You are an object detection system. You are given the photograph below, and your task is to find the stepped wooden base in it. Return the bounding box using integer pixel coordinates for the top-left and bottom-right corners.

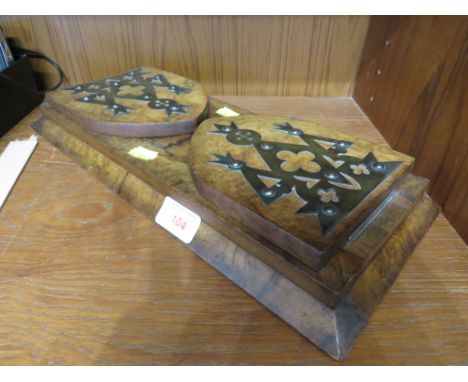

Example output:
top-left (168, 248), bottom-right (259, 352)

top-left (32, 99), bottom-right (439, 360)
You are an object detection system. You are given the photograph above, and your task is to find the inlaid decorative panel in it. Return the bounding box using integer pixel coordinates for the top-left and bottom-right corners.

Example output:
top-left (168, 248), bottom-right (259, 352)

top-left (46, 67), bottom-right (207, 137)
top-left (190, 115), bottom-right (413, 267)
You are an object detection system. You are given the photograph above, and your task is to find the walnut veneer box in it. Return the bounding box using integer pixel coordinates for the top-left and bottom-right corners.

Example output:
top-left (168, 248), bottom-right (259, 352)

top-left (32, 67), bottom-right (439, 360)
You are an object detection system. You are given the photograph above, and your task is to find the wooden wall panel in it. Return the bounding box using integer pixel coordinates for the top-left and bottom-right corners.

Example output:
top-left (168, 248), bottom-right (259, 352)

top-left (354, 16), bottom-right (468, 243)
top-left (0, 15), bottom-right (369, 96)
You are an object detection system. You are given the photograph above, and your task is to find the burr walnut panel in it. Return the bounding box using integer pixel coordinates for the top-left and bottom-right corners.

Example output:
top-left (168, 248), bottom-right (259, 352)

top-left (46, 67), bottom-right (207, 137)
top-left (190, 115), bottom-right (413, 269)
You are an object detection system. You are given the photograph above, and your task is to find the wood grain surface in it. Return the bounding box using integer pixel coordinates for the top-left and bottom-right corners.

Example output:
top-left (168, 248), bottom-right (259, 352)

top-left (0, 97), bottom-right (467, 365)
top-left (0, 16), bottom-right (369, 96)
top-left (46, 67), bottom-right (208, 137)
top-left (354, 16), bottom-right (468, 243)
top-left (30, 113), bottom-right (437, 360)
top-left (190, 115), bottom-right (413, 268)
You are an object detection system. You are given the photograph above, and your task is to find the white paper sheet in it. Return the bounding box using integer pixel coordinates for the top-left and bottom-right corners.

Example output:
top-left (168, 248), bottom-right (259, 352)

top-left (0, 135), bottom-right (38, 210)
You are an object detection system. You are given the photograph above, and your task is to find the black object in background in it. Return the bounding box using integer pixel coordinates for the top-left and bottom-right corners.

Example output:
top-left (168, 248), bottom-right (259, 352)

top-left (0, 46), bottom-right (64, 137)
top-left (0, 54), bottom-right (44, 136)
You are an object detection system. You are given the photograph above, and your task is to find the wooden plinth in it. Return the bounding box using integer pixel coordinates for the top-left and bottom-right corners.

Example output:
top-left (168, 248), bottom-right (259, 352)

top-left (30, 97), bottom-right (439, 360)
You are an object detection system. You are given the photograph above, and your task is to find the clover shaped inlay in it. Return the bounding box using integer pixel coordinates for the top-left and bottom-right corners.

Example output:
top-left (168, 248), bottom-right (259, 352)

top-left (317, 188), bottom-right (340, 203)
top-left (350, 163), bottom-right (370, 175)
top-left (276, 150), bottom-right (321, 173)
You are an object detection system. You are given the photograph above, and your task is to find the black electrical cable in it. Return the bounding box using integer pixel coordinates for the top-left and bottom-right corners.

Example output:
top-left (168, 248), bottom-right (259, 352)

top-left (12, 46), bottom-right (64, 92)
top-left (0, 46), bottom-right (64, 94)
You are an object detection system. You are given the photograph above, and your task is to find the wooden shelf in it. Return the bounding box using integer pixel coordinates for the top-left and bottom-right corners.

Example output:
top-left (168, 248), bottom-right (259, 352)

top-left (0, 97), bottom-right (467, 365)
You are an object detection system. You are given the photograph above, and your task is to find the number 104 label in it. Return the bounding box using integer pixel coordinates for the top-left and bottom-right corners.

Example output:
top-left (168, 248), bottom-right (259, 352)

top-left (155, 197), bottom-right (201, 244)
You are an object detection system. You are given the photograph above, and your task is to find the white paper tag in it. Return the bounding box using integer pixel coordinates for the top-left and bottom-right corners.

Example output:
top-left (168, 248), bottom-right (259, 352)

top-left (155, 197), bottom-right (201, 244)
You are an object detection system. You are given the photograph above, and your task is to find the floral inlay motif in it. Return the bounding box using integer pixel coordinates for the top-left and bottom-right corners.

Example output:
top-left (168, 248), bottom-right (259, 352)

top-left (317, 188), bottom-right (340, 203)
top-left (350, 163), bottom-right (370, 175)
top-left (276, 150), bottom-right (321, 173)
